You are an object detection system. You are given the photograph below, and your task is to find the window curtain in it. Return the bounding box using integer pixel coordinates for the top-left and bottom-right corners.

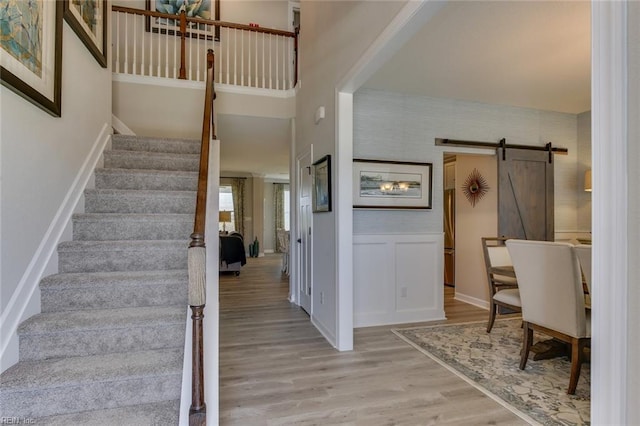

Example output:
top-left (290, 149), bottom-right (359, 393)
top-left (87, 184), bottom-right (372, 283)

top-left (225, 178), bottom-right (245, 237)
top-left (274, 183), bottom-right (285, 252)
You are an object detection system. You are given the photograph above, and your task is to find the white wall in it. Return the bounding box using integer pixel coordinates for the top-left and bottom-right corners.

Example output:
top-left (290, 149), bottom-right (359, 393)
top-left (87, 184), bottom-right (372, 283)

top-left (295, 0), bottom-right (406, 347)
top-left (626, 2), bottom-right (640, 422)
top-left (577, 111), bottom-right (591, 233)
top-left (1, 24), bottom-right (112, 370)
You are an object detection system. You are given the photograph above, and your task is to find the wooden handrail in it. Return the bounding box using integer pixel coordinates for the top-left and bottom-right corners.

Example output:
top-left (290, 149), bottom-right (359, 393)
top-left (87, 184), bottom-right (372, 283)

top-left (187, 49), bottom-right (215, 426)
top-left (112, 5), bottom-right (296, 37)
top-left (192, 50), bottom-right (215, 245)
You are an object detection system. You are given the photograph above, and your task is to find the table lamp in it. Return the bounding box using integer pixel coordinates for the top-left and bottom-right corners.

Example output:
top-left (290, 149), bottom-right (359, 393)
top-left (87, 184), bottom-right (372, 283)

top-left (219, 211), bottom-right (231, 233)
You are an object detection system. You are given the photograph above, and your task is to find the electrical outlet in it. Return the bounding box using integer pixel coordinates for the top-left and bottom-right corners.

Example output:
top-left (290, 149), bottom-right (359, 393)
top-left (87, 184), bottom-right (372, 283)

top-left (400, 287), bottom-right (408, 298)
top-left (320, 291), bottom-right (324, 304)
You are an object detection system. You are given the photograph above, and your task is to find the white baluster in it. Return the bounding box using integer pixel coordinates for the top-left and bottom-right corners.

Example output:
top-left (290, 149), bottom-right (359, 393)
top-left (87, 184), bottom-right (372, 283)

top-left (196, 33), bottom-right (201, 81)
top-left (157, 22), bottom-right (161, 77)
top-left (165, 22), bottom-right (169, 78)
top-left (226, 27), bottom-right (230, 84)
top-left (269, 34), bottom-right (272, 89)
top-left (132, 14), bottom-right (137, 74)
top-left (173, 19), bottom-right (178, 78)
top-left (115, 13), bottom-right (119, 73)
top-left (288, 36), bottom-right (292, 89)
top-left (241, 28), bottom-right (245, 86)
top-left (233, 28), bottom-right (237, 85)
top-left (124, 13), bottom-right (128, 74)
top-left (141, 16), bottom-right (146, 76)
top-left (276, 34), bottom-right (279, 90)
top-left (262, 33), bottom-right (265, 88)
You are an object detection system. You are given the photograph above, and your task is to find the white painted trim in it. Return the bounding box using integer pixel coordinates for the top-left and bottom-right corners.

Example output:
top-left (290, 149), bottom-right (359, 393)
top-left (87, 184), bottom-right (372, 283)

top-left (311, 315), bottom-right (336, 348)
top-left (0, 123), bottom-right (112, 372)
top-left (111, 114), bottom-right (135, 136)
top-left (333, 1), bottom-right (444, 353)
top-left (335, 92), bottom-right (353, 351)
top-left (288, 118), bottom-right (298, 305)
top-left (264, 249), bottom-right (275, 254)
top-left (454, 293), bottom-right (489, 311)
top-left (591, 2), bottom-right (629, 424)
top-left (112, 73), bottom-right (296, 99)
top-left (216, 83), bottom-right (296, 99)
top-left (355, 308), bottom-right (445, 328)
top-left (337, 1), bottom-right (446, 93)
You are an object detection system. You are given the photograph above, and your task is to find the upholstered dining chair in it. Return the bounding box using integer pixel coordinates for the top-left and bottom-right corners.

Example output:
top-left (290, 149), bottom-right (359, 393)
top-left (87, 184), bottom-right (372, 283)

top-left (574, 245), bottom-right (592, 295)
top-left (506, 240), bottom-right (590, 395)
top-left (481, 237), bottom-right (521, 333)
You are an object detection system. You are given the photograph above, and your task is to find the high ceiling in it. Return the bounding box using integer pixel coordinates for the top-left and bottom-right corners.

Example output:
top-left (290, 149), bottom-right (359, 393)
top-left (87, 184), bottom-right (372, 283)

top-left (220, 1), bottom-right (591, 179)
top-left (364, 1), bottom-right (591, 114)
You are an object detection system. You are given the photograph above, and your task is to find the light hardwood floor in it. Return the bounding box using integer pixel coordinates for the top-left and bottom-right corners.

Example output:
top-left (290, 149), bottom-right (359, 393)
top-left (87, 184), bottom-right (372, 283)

top-left (219, 255), bottom-right (528, 425)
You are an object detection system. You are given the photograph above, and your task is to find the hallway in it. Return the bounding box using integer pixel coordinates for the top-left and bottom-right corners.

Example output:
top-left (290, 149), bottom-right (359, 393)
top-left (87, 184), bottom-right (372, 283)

top-left (219, 255), bottom-right (526, 425)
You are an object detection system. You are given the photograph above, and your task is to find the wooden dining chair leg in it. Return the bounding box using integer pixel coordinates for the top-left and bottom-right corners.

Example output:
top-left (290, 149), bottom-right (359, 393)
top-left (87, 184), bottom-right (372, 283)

top-left (487, 301), bottom-right (497, 333)
top-left (519, 322), bottom-right (533, 370)
top-left (568, 338), bottom-right (587, 394)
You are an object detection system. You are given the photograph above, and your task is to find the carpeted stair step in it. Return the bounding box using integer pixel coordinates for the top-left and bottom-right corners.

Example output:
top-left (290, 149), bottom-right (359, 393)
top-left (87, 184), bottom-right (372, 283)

top-left (58, 240), bottom-right (188, 273)
top-left (73, 213), bottom-right (194, 241)
top-left (0, 348), bottom-right (183, 419)
top-left (40, 270), bottom-right (188, 312)
top-left (95, 168), bottom-right (198, 191)
top-left (84, 189), bottom-right (196, 214)
top-left (104, 150), bottom-right (199, 172)
top-left (33, 400), bottom-right (180, 426)
top-left (18, 306), bottom-right (185, 361)
top-left (112, 134), bottom-right (200, 155)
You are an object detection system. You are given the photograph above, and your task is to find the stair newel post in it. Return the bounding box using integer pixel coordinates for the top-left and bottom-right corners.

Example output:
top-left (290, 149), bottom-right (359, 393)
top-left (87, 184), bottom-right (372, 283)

top-left (179, 10), bottom-right (187, 79)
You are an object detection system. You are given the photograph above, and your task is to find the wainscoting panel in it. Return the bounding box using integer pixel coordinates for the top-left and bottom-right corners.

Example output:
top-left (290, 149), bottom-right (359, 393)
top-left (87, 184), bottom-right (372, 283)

top-left (354, 233), bottom-right (445, 327)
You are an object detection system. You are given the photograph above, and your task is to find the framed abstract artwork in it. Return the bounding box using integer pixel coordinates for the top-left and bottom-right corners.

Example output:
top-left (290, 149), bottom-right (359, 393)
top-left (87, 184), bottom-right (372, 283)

top-left (146, 0), bottom-right (220, 41)
top-left (64, 0), bottom-right (108, 68)
top-left (312, 155), bottom-right (332, 213)
top-left (353, 159), bottom-right (433, 209)
top-left (0, 0), bottom-right (63, 116)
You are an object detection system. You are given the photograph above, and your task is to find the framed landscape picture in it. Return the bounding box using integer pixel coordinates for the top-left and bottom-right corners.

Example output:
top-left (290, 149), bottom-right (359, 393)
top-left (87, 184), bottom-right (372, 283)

top-left (353, 159), bottom-right (433, 209)
top-left (0, 0), bottom-right (63, 116)
top-left (64, 0), bottom-right (108, 67)
top-left (313, 155), bottom-right (332, 213)
top-left (146, 0), bottom-right (220, 41)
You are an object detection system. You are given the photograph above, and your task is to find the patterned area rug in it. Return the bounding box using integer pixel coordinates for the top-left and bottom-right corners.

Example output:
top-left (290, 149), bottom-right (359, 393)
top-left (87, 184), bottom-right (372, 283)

top-left (392, 320), bottom-right (590, 425)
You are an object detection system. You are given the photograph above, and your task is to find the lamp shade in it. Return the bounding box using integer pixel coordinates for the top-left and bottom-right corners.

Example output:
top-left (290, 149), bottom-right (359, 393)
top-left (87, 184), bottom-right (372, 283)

top-left (219, 211), bottom-right (232, 222)
top-left (584, 170), bottom-right (592, 192)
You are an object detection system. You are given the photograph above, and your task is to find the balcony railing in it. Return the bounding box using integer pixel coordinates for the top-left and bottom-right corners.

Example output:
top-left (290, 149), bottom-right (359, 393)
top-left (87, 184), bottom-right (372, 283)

top-left (112, 6), bottom-right (298, 90)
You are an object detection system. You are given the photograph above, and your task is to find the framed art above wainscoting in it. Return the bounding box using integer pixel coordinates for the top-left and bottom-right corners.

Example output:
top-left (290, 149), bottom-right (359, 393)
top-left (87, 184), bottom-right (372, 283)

top-left (353, 159), bottom-right (433, 209)
top-left (0, 0), bottom-right (63, 116)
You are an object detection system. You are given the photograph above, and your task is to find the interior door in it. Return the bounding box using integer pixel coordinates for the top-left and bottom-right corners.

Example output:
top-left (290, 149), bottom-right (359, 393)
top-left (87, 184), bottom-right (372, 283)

top-left (298, 152), bottom-right (312, 314)
top-left (498, 148), bottom-right (554, 240)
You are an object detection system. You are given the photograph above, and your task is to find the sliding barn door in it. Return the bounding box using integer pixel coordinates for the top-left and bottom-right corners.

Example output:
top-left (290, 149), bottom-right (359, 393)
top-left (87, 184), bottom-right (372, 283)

top-left (498, 148), bottom-right (554, 241)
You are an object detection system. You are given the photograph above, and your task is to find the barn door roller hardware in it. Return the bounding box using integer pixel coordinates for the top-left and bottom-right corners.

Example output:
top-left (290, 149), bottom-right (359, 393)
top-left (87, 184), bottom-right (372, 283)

top-left (435, 138), bottom-right (568, 163)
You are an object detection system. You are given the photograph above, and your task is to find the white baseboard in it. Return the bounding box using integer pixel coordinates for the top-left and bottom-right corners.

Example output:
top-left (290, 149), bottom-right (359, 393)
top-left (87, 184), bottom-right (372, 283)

top-left (454, 292), bottom-right (489, 310)
top-left (354, 308), bottom-right (446, 328)
top-left (311, 315), bottom-right (337, 349)
top-left (0, 123), bottom-right (111, 372)
top-left (112, 114), bottom-right (136, 136)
